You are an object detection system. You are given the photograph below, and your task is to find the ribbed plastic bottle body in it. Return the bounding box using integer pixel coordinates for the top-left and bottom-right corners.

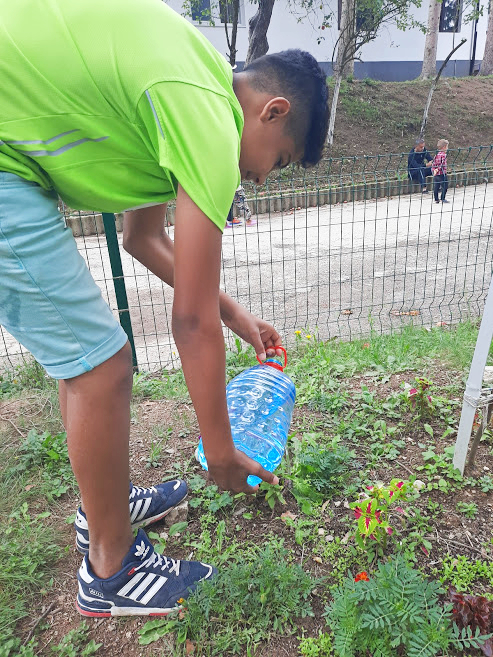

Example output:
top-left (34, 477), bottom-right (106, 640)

top-left (196, 364), bottom-right (296, 485)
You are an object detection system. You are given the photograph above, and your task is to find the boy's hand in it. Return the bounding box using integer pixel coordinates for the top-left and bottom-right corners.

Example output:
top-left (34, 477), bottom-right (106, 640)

top-left (223, 307), bottom-right (283, 361)
top-left (207, 448), bottom-right (279, 494)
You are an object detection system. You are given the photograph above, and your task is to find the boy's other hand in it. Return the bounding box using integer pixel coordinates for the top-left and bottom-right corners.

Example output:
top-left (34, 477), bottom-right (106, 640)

top-left (224, 307), bottom-right (283, 361)
top-left (207, 448), bottom-right (279, 494)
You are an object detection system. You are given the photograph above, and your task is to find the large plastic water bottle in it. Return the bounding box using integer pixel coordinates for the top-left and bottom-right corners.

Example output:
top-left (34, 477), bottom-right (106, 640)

top-left (196, 347), bottom-right (296, 486)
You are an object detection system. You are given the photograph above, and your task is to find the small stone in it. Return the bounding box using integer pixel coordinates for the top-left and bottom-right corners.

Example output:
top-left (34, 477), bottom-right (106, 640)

top-left (484, 466), bottom-right (490, 471)
top-left (164, 500), bottom-right (189, 527)
top-left (108, 624), bottom-right (116, 632)
top-left (126, 632), bottom-right (132, 639)
top-left (318, 528), bottom-right (325, 536)
top-left (326, 534), bottom-right (334, 542)
top-left (334, 501), bottom-right (341, 507)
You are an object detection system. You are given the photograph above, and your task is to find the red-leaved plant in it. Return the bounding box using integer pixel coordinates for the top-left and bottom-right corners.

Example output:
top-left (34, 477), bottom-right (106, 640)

top-left (449, 589), bottom-right (493, 656)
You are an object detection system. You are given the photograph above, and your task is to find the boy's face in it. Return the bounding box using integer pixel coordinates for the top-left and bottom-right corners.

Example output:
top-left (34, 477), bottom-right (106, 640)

top-left (239, 96), bottom-right (302, 185)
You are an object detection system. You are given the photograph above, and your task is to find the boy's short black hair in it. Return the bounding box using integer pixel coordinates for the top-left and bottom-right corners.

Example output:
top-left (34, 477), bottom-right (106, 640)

top-left (243, 49), bottom-right (329, 168)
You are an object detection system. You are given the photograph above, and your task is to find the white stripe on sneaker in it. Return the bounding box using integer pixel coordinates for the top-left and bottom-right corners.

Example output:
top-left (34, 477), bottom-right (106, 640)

top-left (130, 499), bottom-right (144, 523)
top-left (76, 531), bottom-right (89, 546)
top-left (130, 573), bottom-right (158, 601)
top-left (134, 497), bottom-right (152, 523)
top-left (117, 572), bottom-right (146, 597)
top-left (140, 576), bottom-right (168, 604)
top-left (79, 560), bottom-right (94, 584)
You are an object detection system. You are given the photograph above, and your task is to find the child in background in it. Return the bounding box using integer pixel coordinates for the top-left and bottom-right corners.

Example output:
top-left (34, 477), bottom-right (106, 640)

top-left (432, 139), bottom-right (449, 204)
top-left (226, 185), bottom-right (256, 227)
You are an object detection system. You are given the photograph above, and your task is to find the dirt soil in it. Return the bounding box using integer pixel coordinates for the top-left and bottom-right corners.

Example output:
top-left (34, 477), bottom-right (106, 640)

top-left (2, 362), bottom-right (493, 657)
top-left (330, 76), bottom-right (493, 157)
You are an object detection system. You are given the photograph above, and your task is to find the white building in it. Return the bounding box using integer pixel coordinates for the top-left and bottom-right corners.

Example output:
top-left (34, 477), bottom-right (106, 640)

top-left (167, 0), bottom-right (488, 80)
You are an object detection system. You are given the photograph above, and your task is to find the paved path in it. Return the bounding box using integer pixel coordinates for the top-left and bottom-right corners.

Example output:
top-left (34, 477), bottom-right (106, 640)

top-left (1, 182), bottom-right (492, 371)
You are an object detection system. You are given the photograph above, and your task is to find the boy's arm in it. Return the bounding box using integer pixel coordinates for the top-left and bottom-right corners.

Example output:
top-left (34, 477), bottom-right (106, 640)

top-left (123, 204), bottom-right (282, 361)
top-left (123, 191), bottom-right (279, 493)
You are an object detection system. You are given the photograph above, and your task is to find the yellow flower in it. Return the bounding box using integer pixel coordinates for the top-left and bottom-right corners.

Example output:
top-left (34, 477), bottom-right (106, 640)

top-left (294, 330), bottom-right (302, 335)
top-left (306, 334), bottom-right (312, 339)
top-left (177, 597), bottom-right (185, 605)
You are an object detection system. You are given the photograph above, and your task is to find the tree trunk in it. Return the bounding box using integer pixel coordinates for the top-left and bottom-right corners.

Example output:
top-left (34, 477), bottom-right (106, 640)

top-left (222, 0), bottom-right (240, 67)
top-left (327, 74), bottom-right (342, 146)
top-left (336, 0), bottom-right (356, 78)
top-left (480, 3), bottom-right (493, 75)
top-left (244, 0), bottom-right (275, 66)
top-left (420, 38), bottom-right (466, 137)
top-left (420, 0), bottom-right (441, 79)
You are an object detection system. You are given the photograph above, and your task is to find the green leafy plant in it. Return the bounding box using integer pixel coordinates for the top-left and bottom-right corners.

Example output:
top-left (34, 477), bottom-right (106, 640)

top-left (404, 376), bottom-right (435, 420)
top-left (416, 445), bottom-right (463, 493)
top-left (187, 474), bottom-right (234, 514)
top-left (291, 438), bottom-right (359, 509)
top-left (325, 557), bottom-right (489, 657)
top-left (258, 481), bottom-right (286, 510)
top-left (139, 541), bottom-right (319, 655)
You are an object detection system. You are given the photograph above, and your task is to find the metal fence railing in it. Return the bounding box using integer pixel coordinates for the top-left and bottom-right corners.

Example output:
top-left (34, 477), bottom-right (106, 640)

top-left (1, 146), bottom-right (492, 372)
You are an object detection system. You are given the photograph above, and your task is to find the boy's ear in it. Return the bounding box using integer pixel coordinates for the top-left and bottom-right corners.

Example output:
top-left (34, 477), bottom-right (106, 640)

top-left (259, 97), bottom-right (291, 124)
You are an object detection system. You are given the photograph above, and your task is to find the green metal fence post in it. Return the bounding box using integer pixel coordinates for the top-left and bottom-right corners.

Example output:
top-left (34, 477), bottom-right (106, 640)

top-left (102, 212), bottom-right (138, 370)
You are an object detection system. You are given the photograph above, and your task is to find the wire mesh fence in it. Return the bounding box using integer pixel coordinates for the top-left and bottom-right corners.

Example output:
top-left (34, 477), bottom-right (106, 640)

top-left (1, 145), bottom-right (492, 372)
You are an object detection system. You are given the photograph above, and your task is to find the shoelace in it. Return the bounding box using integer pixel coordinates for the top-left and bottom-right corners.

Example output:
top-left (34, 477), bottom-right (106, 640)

top-left (130, 485), bottom-right (158, 499)
top-left (136, 550), bottom-right (181, 576)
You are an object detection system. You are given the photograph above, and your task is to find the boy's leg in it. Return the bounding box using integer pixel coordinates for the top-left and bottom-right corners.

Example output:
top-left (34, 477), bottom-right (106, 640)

top-left (441, 174), bottom-right (448, 201)
top-left (433, 176), bottom-right (440, 202)
top-left (61, 344), bottom-right (135, 578)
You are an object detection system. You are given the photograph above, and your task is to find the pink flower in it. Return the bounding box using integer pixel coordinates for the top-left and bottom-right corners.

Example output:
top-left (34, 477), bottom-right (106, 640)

top-left (387, 527), bottom-right (393, 535)
top-left (409, 388), bottom-right (418, 396)
top-left (366, 485), bottom-right (374, 491)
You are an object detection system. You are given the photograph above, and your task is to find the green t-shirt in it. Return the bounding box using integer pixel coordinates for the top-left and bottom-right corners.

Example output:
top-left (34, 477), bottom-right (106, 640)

top-left (0, 0), bottom-right (243, 230)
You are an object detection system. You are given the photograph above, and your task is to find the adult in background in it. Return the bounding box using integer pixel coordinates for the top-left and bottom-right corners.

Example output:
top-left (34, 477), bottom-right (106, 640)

top-left (408, 138), bottom-right (433, 193)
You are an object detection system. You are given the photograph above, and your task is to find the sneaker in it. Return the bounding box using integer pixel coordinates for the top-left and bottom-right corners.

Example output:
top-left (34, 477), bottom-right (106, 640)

top-left (75, 480), bottom-right (187, 555)
top-left (442, 199), bottom-right (450, 203)
top-left (76, 529), bottom-right (216, 617)
top-left (225, 217), bottom-right (243, 227)
top-left (245, 218), bottom-right (257, 226)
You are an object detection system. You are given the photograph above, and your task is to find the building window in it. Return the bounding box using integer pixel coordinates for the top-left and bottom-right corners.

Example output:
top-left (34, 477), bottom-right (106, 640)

top-left (439, 0), bottom-right (463, 32)
top-left (191, 0), bottom-right (243, 24)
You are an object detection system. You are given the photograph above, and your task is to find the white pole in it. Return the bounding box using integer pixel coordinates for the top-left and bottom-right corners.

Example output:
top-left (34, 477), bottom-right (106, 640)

top-left (453, 272), bottom-right (493, 474)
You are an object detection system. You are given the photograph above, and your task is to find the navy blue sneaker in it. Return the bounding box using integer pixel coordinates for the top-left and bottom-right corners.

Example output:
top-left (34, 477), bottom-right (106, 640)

top-left (75, 480), bottom-right (187, 555)
top-left (76, 529), bottom-right (216, 617)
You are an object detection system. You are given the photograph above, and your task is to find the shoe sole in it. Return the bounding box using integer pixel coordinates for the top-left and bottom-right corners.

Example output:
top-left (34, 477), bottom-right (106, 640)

top-left (75, 494), bottom-right (188, 555)
top-left (76, 600), bottom-right (179, 617)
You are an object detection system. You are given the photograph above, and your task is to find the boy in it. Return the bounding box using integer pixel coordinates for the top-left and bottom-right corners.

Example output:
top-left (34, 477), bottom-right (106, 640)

top-left (408, 138), bottom-right (433, 192)
top-left (432, 139), bottom-right (449, 204)
top-left (0, 0), bottom-right (329, 617)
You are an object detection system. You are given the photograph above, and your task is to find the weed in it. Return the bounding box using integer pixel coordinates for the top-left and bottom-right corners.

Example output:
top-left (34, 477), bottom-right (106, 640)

top-left (456, 501), bottom-right (479, 519)
top-left (416, 445), bottom-right (463, 493)
top-left (477, 474), bottom-right (493, 493)
top-left (187, 475), bottom-right (235, 514)
top-left (0, 359), bottom-right (55, 398)
top-left (437, 556), bottom-right (493, 596)
top-left (51, 622), bottom-right (102, 656)
top-left (8, 430), bottom-right (76, 499)
top-left (132, 370), bottom-right (189, 401)
top-left (298, 631), bottom-right (334, 656)
top-left (139, 540), bottom-right (319, 655)
top-left (146, 427), bottom-right (172, 468)
top-left (258, 481), bottom-right (286, 511)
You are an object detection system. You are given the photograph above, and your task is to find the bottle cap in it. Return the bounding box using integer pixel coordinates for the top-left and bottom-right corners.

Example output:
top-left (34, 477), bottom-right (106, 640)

top-left (256, 346), bottom-right (287, 371)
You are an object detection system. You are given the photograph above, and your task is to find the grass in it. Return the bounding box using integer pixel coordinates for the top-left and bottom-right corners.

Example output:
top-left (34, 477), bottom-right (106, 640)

top-left (1, 320), bottom-right (493, 656)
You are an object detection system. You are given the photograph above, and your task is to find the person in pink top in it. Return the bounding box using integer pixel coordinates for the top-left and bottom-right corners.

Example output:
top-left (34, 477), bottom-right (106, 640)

top-left (432, 139), bottom-right (449, 204)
